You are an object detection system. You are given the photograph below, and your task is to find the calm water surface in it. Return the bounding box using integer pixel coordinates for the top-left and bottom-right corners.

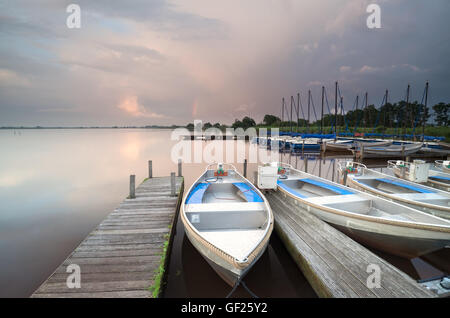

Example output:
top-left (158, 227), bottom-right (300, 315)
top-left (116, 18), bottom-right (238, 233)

top-left (0, 129), bottom-right (447, 297)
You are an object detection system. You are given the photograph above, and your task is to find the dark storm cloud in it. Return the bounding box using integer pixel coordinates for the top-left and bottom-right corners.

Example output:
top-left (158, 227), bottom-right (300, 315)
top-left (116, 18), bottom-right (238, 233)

top-left (0, 0), bottom-right (449, 126)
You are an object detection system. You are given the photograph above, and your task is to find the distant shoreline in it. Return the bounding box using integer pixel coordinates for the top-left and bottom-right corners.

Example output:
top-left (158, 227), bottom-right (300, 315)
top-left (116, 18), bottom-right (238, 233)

top-left (0, 126), bottom-right (182, 130)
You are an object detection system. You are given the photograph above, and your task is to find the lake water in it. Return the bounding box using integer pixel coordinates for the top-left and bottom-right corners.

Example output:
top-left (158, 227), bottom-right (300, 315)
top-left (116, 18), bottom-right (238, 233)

top-left (0, 129), bottom-right (447, 297)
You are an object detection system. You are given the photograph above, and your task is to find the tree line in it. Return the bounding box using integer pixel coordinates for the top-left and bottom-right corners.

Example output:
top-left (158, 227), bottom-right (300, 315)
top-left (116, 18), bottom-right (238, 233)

top-left (185, 101), bottom-right (449, 133)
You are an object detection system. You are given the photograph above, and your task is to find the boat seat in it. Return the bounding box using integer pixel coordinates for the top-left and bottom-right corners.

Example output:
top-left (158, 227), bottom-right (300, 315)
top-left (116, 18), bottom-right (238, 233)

top-left (186, 182), bottom-right (263, 204)
top-left (185, 183), bottom-right (210, 204)
top-left (375, 178), bottom-right (435, 193)
top-left (185, 202), bottom-right (267, 230)
top-left (232, 182), bottom-right (264, 202)
top-left (299, 178), bottom-right (354, 195)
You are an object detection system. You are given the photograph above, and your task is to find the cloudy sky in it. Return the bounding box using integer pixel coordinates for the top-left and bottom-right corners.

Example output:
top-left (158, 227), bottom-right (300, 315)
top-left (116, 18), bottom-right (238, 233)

top-left (0, 0), bottom-right (449, 126)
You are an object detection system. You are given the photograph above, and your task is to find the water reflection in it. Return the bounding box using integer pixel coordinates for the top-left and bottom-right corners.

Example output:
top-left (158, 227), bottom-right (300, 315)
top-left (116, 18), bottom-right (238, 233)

top-left (0, 130), bottom-right (446, 297)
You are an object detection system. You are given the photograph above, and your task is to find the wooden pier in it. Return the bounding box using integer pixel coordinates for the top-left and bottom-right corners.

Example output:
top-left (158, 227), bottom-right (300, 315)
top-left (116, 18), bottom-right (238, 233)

top-left (266, 190), bottom-right (437, 298)
top-left (32, 166), bottom-right (183, 298)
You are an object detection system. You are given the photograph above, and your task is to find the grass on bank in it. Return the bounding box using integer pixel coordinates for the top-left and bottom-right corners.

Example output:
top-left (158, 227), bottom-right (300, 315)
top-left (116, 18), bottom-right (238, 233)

top-left (149, 229), bottom-right (171, 298)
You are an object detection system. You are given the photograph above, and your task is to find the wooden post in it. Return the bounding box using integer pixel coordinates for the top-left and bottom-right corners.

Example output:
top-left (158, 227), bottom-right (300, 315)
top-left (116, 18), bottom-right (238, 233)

top-left (302, 140), bottom-right (305, 156)
top-left (243, 159), bottom-right (248, 178)
top-left (148, 160), bottom-right (153, 179)
top-left (401, 145), bottom-right (405, 160)
top-left (360, 144), bottom-right (364, 161)
top-left (253, 170), bottom-right (258, 186)
top-left (343, 169), bottom-right (348, 186)
top-left (304, 157), bottom-right (308, 172)
top-left (171, 172), bottom-right (176, 196)
top-left (129, 175), bottom-right (136, 199)
top-left (178, 159), bottom-right (182, 177)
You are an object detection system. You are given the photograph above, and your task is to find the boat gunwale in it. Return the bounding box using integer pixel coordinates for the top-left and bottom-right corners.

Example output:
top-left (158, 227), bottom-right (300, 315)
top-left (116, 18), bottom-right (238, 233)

top-left (279, 163), bottom-right (450, 233)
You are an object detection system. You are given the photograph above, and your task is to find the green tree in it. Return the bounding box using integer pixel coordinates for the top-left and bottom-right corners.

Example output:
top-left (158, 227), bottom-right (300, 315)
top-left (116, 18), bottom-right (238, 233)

top-left (433, 102), bottom-right (449, 126)
top-left (241, 116), bottom-right (256, 129)
top-left (231, 119), bottom-right (243, 129)
top-left (263, 114), bottom-right (280, 126)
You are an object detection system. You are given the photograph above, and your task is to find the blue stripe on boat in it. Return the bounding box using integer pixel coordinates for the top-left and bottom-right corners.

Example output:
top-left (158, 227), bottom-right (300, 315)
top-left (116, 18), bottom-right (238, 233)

top-left (375, 178), bottom-right (435, 193)
top-left (277, 180), bottom-right (308, 198)
top-left (300, 178), bottom-right (354, 195)
top-left (185, 183), bottom-right (210, 204)
top-left (233, 182), bottom-right (264, 202)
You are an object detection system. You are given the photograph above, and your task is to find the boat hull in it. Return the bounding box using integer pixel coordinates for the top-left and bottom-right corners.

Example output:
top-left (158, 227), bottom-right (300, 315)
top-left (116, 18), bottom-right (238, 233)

top-left (183, 223), bottom-right (269, 286)
top-left (277, 186), bottom-right (450, 258)
top-left (353, 143), bottom-right (423, 158)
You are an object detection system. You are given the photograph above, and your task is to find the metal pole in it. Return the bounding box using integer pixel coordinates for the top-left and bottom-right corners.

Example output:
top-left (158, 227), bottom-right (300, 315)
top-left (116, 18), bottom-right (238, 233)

top-left (304, 156), bottom-right (308, 172)
top-left (171, 172), bottom-right (176, 196)
top-left (290, 97), bottom-right (293, 133)
top-left (253, 170), bottom-right (258, 186)
top-left (343, 169), bottom-right (348, 186)
top-left (405, 84), bottom-right (410, 137)
top-left (422, 82), bottom-right (428, 142)
top-left (148, 160), bottom-right (153, 179)
top-left (307, 90), bottom-right (311, 134)
top-left (129, 175), bottom-right (136, 199)
top-left (335, 82), bottom-right (338, 138)
top-left (321, 86), bottom-right (324, 134)
top-left (365, 92), bottom-right (368, 135)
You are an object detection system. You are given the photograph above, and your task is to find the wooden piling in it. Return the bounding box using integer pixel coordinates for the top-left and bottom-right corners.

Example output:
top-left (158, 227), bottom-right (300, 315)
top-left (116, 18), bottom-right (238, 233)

top-left (170, 172), bottom-right (176, 196)
top-left (343, 169), bottom-right (348, 186)
top-left (148, 160), bottom-right (153, 179)
top-left (129, 175), bottom-right (136, 199)
top-left (243, 159), bottom-right (248, 178)
top-left (178, 159), bottom-right (182, 177)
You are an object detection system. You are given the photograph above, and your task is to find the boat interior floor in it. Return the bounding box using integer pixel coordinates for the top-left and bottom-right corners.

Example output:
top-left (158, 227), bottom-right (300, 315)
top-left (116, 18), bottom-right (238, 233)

top-left (355, 177), bottom-right (450, 207)
top-left (278, 178), bottom-right (354, 198)
top-left (200, 229), bottom-right (265, 260)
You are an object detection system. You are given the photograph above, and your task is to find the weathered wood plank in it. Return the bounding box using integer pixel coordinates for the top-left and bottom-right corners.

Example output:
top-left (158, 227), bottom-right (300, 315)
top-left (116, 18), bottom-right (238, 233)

top-left (31, 176), bottom-right (184, 298)
top-left (32, 290), bottom-right (151, 298)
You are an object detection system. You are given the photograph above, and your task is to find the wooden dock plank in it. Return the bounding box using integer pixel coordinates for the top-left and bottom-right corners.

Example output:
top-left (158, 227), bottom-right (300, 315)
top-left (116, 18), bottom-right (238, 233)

top-left (31, 176), bottom-right (183, 298)
top-left (266, 190), bottom-right (436, 298)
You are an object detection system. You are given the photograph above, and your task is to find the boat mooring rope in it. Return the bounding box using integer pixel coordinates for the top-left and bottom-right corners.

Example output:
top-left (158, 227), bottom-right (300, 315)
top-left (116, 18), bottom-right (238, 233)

top-left (226, 277), bottom-right (259, 298)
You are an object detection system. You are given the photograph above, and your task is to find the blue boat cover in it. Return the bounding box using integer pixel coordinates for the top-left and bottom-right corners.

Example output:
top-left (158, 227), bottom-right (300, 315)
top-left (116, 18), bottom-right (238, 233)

top-left (429, 175), bottom-right (450, 181)
top-left (233, 182), bottom-right (264, 202)
top-left (277, 180), bottom-right (308, 198)
top-left (300, 178), bottom-right (354, 195)
top-left (185, 183), bottom-right (210, 204)
top-left (375, 178), bottom-right (435, 193)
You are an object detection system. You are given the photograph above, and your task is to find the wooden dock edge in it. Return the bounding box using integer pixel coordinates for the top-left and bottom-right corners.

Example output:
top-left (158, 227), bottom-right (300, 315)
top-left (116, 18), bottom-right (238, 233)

top-left (155, 177), bottom-right (184, 298)
top-left (31, 174), bottom-right (183, 298)
top-left (266, 190), bottom-right (436, 298)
